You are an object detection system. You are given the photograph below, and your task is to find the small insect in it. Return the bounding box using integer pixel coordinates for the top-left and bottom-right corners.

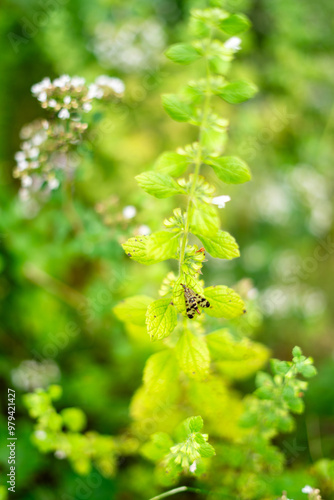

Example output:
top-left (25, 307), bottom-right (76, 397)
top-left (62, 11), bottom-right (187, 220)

top-left (181, 283), bottom-right (210, 319)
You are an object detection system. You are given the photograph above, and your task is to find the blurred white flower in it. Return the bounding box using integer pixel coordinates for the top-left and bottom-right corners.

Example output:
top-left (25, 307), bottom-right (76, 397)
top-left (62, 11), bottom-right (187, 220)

top-left (83, 102), bottom-right (92, 112)
top-left (37, 91), bottom-right (47, 102)
top-left (302, 486), bottom-right (314, 494)
top-left (123, 205), bottom-right (137, 219)
top-left (58, 108), bottom-right (70, 120)
top-left (137, 224), bottom-right (151, 235)
top-left (224, 36), bottom-right (242, 51)
top-left (87, 83), bottom-right (104, 99)
top-left (34, 430), bottom-right (47, 441)
top-left (55, 450), bottom-right (67, 459)
top-left (63, 95), bottom-right (71, 104)
top-left (22, 176), bottom-right (33, 187)
top-left (189, 461), bottom-right (197, 473)
top-left (48, 99), bottom-right (57, 108)
top-left (48, 178), bottom-right (60, 190)
top-left (211, 195), bottom-right (231, 208)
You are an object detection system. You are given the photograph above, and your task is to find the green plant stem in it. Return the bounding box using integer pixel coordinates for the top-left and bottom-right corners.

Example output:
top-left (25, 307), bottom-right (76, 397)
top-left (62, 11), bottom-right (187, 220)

top-left (148, 486), bottom-right (207, 500)
top-left (178, 42), bottom-right (213, 277)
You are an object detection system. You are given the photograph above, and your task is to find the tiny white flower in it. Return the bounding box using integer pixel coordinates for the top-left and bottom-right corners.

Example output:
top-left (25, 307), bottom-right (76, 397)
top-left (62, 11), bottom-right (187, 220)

top-left (54, 450), bottom-right (66, 459)
top-left (95, 75), bottom-right (125, 95)
top-left (224, 36), bottom-right (242, 52)
top-left (211, 195), bottom-right (231, 208)
top-left (32, 132), bottom-right (47, 146)
top-left (189, 461), bottom-right (197, 473)
top-left (63, 96), bottom-right (72, 104)
top-left (17, 160), bottom-right (29, 171)
top-left (34, 430), bottom-right (47, 441)
top-left (48, 99), bottom-right (57, 108)
top-left (48, 178), bottom-right (60, 190)
top-left (37, 91), bottom-right (47, 102)
top-left (30, 161), bottom-right (39, 169)
top-left (302, 486), bottom-right (314, 494)
top-left (58, 108), bottom-right (70, 120)
top-left (28, 147), bottom-right (39, 159)
top-left (22, 176), bottom-right (33, 187)
top-left (87, 83), bottom-right (104, 99)
top-left (137, 224), bottom-right (151, 235)
top-left (71, 76), bottom-right (86, 87)
top-left (15, 151), bottom-right (25, 162)
top-left (83, 102), bottom-right (92, 112)
top-left (123, 205), bottom-right (137, 219)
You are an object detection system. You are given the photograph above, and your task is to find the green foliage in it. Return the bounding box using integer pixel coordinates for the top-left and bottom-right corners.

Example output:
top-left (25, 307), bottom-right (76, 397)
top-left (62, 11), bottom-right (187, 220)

top-left (146, 299), bottom-right (177, 341)
top-left (23, 386), bottom-right (118, 477)
top-left (207, 156), bottom-right (251, 184)
top-left (175, 330), bottom-right (210, 379)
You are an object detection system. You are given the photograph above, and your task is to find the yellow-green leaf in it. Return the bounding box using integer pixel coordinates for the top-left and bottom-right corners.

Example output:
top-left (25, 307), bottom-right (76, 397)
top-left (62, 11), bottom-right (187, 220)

top-left (194, 230), bottom-right (239, 259)
top-left (204, 285), bottom-right (245, 318)
top-left (113, 295), bottom-right (153, 326)
top-left (146, 298), bottom-right (177, 341)
top-left (176, 330), bottom-right (210, 379)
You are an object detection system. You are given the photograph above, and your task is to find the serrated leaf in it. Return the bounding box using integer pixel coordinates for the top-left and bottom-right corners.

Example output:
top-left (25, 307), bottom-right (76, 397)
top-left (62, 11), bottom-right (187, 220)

top-left (146, 231), bottom-right (180, 262)
top-left (300, 364), bottom-right (317, 378)
top-left (162, 94), bottom-right (192, 122)
top-left (207, 156), bottom-right (251, 184)
top-left (198, 441), bottom-right (216, 458)
top-left (190, 203), bottom-right (220, 236)
top-left (292, 346), bottom-right (302, 358)
top-left (172, 275), bottom-right (204, 316)
top-left (113, 295), bottom-right (153, 326)
top-left (122, 236), bottom-right (157, 265)
top-left (206, 329), bottom-right (270, 380)
top-left (188, 416), bottom-right (204, 433)
top-left (217, 80), bottom-right (258, 104)
top-left (270, 359), bottom-right (291, 376)
top-left (146, 298), bottom-right (177, 341)
top-left (204, 285), bottom-right (245, 318)
top-left (143, 350), bottom-right (179, 394)
top-left (136, 171), bottom-right (183, 198)
top-left (176, 330), bottom-right (210, 379)
top-left (218, 14), bottom-right (250, 35)
top-left (166, 43), bottom-right (201, 64)
top-left (194, 230), bottom-right (239, 259)
top-left (154, 151), bottom-right (189, 177)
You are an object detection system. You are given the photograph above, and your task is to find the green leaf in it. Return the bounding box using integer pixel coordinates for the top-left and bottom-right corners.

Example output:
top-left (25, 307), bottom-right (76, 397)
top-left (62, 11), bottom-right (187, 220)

top-left (176, 330), bottom-right (210, 379)
top-left (217, 80), bottom-right (258, 104)
top-left (122, 236), bottom-right (157, 265)
top-left (162, 94), bottom-right (192, 122)
top-left (147, 231), bottom-right (179, 262)
top-left (166, 43), bottom-right (201, 64)
top-left (300, 364), bottom-right (317, 378)
top-left (292, 346), bottom-right (302, 358)
top-left (204, 285), bottom-right (245, 318)
top-left (136, 171), bottom-right (183, 198)
top-left (206, 330), bottom-right (270, 380)
top-left (194, 230), bottom-right (239, 259)
top-left (143, 350), bottom-right (179, 394)
top-left (61, 408), bottom-right (87, 432)
top-left (188, 415), bottom-right (204, 433)
top-left (190, 203), bottom-right (220, 236)
top-left (198, 440), bottom-right (216, 458)
top-left (123, 232), bottom-right (179, 265)
top-left (218, 13), bottom-right (250, 35)
top-left (113, 295), bottom-right (153, 326)
top-left (207, 156), bottom-right (251, 184)
top-left (270, 359), bottom-right (291, 376)
top-left (146, 298), bottom-right (177, 341)
top-left (154, 151), bottom-right (189, 177)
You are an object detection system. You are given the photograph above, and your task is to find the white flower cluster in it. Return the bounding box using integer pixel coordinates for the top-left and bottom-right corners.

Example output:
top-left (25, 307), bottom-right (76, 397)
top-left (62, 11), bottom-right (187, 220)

top-left (31, 74), bottom-right (125, 120)
top-left (92, 19), bottom-right (166, 72)
top-left (14, 74), bottom-right (125, 210)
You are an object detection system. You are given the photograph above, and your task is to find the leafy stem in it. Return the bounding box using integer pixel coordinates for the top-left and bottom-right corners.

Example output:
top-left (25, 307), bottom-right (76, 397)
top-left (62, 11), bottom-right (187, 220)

top-left (178, 38), bottom-right (213, 277)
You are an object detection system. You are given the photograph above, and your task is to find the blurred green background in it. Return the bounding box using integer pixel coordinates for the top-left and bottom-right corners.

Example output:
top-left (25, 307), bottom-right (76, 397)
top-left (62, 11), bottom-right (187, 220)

top-left (0, 0), bottom-right (333, 498)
